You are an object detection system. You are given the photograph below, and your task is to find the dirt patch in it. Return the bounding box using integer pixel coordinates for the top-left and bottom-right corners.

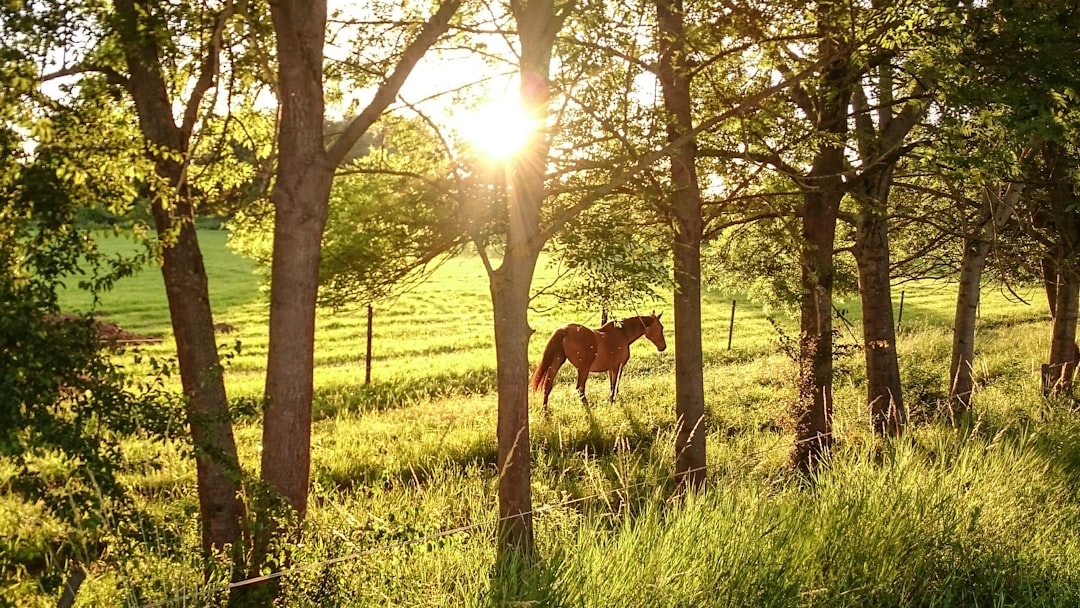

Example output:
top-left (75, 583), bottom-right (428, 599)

top-left (45, 314), bottom-right (162, 347)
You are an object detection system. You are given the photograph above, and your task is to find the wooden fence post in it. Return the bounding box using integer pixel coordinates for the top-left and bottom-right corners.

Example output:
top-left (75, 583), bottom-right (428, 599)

top-left (365, 303), bottom-right (373, 385)
top-left (728, 299), bottom-right (736, 350)
top-left (896, 290), bottom-right (905, 332)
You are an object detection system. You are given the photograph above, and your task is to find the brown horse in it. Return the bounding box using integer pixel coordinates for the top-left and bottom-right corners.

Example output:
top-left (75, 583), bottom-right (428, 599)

top-left (530, 312), bottom-right (666, 410)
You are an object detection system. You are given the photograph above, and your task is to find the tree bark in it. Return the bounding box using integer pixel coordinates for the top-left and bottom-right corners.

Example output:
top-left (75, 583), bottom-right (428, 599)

top-left (490, 252), bottom-right (539, 554)
top-left (1043, 256), bottom-right (1060, 320)
top-left (260, 0), bottom-right (331, 520)
top-left (151, 187), bottom-right (246, 551)
top-left (949, 235), bottom-right (990, 412)
top-left (656, 0), bottom-right (705, 491)
top-left (1041, 141), bottom-right (1080, 395)
top-left (790, 13), bottom-right (850, 473)
top-left (949, 180), bottom-right (1024, 415)
top-left (1045, 264), bottom-right (1080, 394)
top-left (852, 174), bottom-right (905, 436)
top-left (236, 0), bottom-right (461, 599)
top-left (846, 52), bottom-right (931, 437)
top-left (485, 0), bottom-right (566, 556)
top-left (115, 0), bottom-right (244, 553)
top-left (236, 4), bottom-right (334, 602)
top-left (792, 186), bottom-right (841, 473)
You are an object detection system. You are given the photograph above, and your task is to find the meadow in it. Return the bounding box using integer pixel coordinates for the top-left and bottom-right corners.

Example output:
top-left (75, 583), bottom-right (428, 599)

top-left (9, 229), bottom-right (1080, 606)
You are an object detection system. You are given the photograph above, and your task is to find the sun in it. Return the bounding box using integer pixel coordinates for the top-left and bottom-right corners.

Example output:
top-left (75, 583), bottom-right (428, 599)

top-left (458, 95), bottom-right (538, 160)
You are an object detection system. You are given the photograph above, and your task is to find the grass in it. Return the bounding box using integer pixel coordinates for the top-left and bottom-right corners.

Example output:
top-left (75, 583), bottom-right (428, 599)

top-left (6, 230), bottom-right (1080, 606)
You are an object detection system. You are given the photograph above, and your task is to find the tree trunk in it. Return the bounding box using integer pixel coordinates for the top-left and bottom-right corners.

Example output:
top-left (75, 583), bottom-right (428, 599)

top-left (790, 16), bottom-right (849, 472)
top-left (1039, 140), bottom-right (1080, 396)
top-left (487, 0), bottom-right (566, 558)
top-left (1044, 256), bottom-right (1060, 320)
top-left (240, 4), bottom-right (461, 594)
top-left (949, 180), bottom-right (1024, 416)
top-left (1044, 265), bottom-right (1080, 395)
top-left (236, 4), bottom-right (333, 603)
top-left (260, 0), bottom-right (330, 520)
top-left (845, 51), bottom-right (932, 437)
top-left (115, 0), bottom-right (244, 553)
top-left (490, 252), bottom-right (539, 554)
top-left (949, 236), bottom-right (990, 414)
top-left (672, 229), bottom-right (705, 489)
top-left (852, 185), bottom-right (905, 437)
top-left (151, 191), bottom-right (245, 551)
top-left (656, 0), bottom-right (705, 491)
top-left (792, 187), bottom-right (840, 473)
top-left (260, 172), bottom-right (332, 515)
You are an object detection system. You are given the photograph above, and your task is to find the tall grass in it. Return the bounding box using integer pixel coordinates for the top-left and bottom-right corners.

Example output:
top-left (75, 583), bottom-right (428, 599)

top-left (9, 231), bottom-right (1078, 606)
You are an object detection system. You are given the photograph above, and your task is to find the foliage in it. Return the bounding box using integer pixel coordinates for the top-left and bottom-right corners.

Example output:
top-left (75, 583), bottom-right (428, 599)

top-left (546, 196), bottom-right (670, 317)
top-left (0, 123), bottom-right (181, 603)
top-left (229, 115), bottom-right (467, 308)
top-left (704, 214), bottom-right (860, 315)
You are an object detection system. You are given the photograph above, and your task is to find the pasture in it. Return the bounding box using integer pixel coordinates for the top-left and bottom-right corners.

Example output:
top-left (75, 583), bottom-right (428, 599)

top-left (8, 230), bottom-right (1080, 606)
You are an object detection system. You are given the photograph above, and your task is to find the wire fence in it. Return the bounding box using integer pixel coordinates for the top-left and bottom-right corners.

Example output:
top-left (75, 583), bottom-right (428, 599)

top-left (138, 432), bottom-right (832, 608)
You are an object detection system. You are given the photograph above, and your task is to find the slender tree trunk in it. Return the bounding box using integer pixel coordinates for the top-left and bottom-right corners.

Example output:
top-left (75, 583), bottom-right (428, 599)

top-left (1045, 265), bottom-right (1080, 394)
top-left (791, 15), bottom-right (849, 472)
top-left (1044, 256), bottom-right (1060, 320)
top-left (490, 252), bottom-right (539, 553)
top-left (656, 0), bottom-right (705, 490)
top-left (846, 52), bottom-right (930, 437)
top-left (260, 173), bottom-right (332, 514)
top-left (672, 232), bottom-right (705, 488)
top-left (115, 0), bottom-right (243, 553)
top-left (949, 236), bottom-right (990, 413)
top-left (852, 174), bottom-right (904, 436)
top-left (240, 4), bottom-right (461, 594)
top-left (792, 187), bottom-right (841, 473)
top-left (237, 4), bottom-right (333, 603)
top-left (1041, 141), bottom-right (1080, 395)
top-left (949, 180), bottom-right (1024, 415)
top-left (151, 185), bottom-right (245, 551)
top-left (260, 0), bottom-right (330, 521)
top-left (487, 0), bottom-right (566, 558)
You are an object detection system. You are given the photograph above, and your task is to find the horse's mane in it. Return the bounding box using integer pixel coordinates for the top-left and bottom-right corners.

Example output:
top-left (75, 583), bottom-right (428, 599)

top-left (598, 315), bottom-right (657, 333)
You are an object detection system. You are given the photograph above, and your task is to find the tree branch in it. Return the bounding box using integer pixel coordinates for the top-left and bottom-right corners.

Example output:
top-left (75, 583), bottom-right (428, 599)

top-left (537, 49), bottom-right (840, 246)
top-left (325, 0), bottom-right (463, 168)
top-left (181, 1), bottom-right (236, 138)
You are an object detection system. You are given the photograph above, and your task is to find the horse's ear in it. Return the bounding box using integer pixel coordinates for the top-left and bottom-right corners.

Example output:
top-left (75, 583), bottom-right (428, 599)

top-left (656, 311), bottom-right (662, 320)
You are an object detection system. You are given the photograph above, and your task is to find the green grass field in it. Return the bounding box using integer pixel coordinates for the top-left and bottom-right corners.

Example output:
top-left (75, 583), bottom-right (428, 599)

top-left (9, 230), bottom-right (1080, 606)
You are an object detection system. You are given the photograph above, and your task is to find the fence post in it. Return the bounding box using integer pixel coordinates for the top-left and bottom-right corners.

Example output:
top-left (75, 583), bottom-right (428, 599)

top-left (896, 290), bottom-right (905, 332)
top-left (365, 303), bottom-right (373, 385)
top-left (728, 299), bottom-right (736, 350)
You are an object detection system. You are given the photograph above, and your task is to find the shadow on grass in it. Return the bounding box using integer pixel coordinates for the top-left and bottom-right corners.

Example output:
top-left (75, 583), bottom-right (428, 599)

top-left (481, 546), bottom-right (571, 608)
top-left (228, 367), bottom-right (499, 421)
top-left (532, 413), bottom-right (661, 463)
top-left (318, 438), bottom-right (500, 492)
top-left (313, 368), bottom-right (497, 419)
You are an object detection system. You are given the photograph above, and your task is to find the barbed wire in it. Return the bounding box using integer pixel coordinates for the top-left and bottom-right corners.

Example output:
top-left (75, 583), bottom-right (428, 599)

top-left (138, 431), bottom-right (833, 608)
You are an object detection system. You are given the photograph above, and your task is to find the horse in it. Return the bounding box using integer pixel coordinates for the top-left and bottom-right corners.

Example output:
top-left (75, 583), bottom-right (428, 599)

top-left (529, 311), bottom-right (666, 410)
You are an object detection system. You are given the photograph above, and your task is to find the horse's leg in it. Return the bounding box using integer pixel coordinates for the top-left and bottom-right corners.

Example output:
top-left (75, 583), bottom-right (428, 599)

top-left (608, 367), bottom-right (620, 403)
top-left (542, 357), bottom-right (565, 414)
top-left (576, 366), bottom-right (590, 406)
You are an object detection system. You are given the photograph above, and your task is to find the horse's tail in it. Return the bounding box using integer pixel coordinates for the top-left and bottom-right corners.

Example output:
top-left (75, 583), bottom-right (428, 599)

top-left (530, 327), bottom-right (567, 392)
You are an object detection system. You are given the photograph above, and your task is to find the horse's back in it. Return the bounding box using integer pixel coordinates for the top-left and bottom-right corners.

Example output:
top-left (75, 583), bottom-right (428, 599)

top-left (562, 323), bottom-right (630, 372)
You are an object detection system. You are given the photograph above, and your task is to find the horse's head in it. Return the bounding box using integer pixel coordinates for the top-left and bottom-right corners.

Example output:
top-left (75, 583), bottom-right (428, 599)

top-left (645, 311), bottom-right (667, 351)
